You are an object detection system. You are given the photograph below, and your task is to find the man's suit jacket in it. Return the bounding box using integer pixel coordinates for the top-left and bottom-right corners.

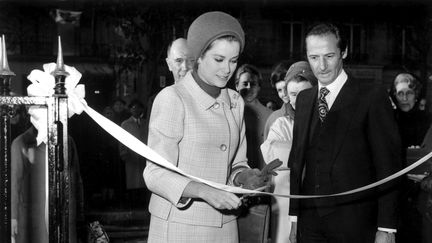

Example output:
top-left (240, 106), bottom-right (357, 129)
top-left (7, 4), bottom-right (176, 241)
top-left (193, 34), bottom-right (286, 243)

top-left (120, 116), bottom-right (148, 189)
top-left (288, 76), bottom-right (402, 229)
top-left (11, 126), bottom-right (84, 243)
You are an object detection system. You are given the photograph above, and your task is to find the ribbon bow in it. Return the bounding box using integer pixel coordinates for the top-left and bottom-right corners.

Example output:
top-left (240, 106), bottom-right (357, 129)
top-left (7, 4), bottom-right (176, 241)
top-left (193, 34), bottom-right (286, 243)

top-left (26, 63), bottom-right (86, 145)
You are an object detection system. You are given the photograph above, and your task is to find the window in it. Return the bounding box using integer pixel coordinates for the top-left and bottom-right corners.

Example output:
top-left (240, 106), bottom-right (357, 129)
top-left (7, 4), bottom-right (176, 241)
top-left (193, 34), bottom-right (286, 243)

top-left (281, 21), bottom-right (303, 60)
top-left (341, 23), bottom-right (367, 62)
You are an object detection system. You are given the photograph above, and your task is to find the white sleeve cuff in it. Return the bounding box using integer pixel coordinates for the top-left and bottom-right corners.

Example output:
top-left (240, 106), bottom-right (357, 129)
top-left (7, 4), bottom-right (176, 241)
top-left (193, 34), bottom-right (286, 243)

top-left (378, 227), bottom-right (397, 233)
top-left (290, 216), bottom-right (298, 222)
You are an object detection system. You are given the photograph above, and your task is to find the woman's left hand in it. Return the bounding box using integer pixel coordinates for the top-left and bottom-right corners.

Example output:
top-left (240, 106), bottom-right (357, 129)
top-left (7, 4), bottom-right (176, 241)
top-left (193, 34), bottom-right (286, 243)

top-left (235, 168), bottom-right (267, 189)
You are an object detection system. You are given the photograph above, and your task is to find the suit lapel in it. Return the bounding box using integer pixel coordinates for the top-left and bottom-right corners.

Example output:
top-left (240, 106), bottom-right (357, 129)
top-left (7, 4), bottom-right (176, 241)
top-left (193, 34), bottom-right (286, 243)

top-left (323, 77), bottom-right (359, 164)
top-left (297, 87), bottom-right (317, 156)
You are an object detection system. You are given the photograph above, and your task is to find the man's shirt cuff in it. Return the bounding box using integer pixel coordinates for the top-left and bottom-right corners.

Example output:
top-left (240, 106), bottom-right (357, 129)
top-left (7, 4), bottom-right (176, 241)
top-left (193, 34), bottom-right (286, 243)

top-left (378, 227), bottom-right (397, 233)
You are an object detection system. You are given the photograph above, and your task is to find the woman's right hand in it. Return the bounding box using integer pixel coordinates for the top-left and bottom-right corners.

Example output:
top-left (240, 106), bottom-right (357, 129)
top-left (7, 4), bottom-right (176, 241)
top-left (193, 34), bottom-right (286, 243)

top-left (183, 181), bottom-right (242, 210)
top-left (199, 184), bottom-right (242, 210)
top-left (289, 222), bottom-right (297, 243)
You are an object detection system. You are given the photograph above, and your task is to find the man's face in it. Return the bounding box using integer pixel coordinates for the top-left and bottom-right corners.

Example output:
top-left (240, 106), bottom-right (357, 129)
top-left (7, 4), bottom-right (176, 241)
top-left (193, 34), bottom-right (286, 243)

top-left (130, 104), bottom-right (144, 118)
top-left (275, 80), bottom-right (289, 104)
top-left (113, 101), bottom-right (125, 113)
top-left (166, 45), bottom-right (194, 82)
top-left (287, 81), bottom-right (313, 109)
top-left (236, 72), bottom-right (260, 103)
top-left (306, 34), bottom-right (346, 86)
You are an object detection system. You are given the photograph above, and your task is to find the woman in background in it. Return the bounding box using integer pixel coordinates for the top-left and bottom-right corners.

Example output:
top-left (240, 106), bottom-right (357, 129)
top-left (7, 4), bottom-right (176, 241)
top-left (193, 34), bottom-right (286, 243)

top-left (260, 61), bottom-right (316, 243)
top-left (391, 73), bottom-right (430, 148)
top-left (390, 72), bottom-right (432, 243)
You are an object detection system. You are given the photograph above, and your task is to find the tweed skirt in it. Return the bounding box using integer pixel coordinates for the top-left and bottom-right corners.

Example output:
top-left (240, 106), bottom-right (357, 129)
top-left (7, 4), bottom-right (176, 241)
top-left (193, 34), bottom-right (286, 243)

top-left (147, 215), bottom-right (239, 243)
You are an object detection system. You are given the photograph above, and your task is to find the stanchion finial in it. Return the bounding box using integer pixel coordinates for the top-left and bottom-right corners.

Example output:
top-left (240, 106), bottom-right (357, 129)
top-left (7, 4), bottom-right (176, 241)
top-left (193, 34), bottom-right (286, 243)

top-left (51, 36), bottom-right (69, 77)
top-left (0, 36), bottom-right (2, 69)
top-left (0, 35), bottom-right (15, 76)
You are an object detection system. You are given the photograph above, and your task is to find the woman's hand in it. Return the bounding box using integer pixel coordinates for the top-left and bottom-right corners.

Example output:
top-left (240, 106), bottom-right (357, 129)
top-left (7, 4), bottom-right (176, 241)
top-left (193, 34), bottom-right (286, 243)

top-left (235, 159), bottom-right (283, 189)
top-left (182, 181), bottom-right (242, 210)
top-left (235, 168), bottom-right (266, 189)
top-left (199, 184), bottom-right (242, 210)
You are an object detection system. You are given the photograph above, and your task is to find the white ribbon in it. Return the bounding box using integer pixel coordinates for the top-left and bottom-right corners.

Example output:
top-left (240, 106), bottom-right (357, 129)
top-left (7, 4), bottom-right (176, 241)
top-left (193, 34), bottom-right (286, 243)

top-left (26, 64), bottom-right (432, 199)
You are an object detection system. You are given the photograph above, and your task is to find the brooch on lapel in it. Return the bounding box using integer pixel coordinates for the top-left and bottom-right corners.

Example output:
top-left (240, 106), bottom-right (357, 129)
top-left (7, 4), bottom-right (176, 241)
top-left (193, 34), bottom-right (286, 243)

top-left (230, 93), bottom-right (239, 109)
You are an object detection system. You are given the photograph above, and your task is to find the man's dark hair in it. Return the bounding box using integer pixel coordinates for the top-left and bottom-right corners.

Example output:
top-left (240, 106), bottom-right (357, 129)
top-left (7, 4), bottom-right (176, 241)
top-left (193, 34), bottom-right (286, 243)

top-left (305, 23), bottom-right (347, 52)
top-left (270, 60), bottom-right (293, 88)
top-left (128, 99), bottom-right (144, 109)
top-left (113, 97), bottom-right (126, 106)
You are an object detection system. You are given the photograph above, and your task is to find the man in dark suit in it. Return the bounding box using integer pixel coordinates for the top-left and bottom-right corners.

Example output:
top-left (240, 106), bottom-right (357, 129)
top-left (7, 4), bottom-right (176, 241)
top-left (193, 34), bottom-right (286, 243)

top-left (288, 23), bottom-right (402, 243)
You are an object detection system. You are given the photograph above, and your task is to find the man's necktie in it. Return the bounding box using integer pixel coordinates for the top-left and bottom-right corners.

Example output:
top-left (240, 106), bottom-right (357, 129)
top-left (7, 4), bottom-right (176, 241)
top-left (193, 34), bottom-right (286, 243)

top-left (318, 87), bottom-right (330, 122)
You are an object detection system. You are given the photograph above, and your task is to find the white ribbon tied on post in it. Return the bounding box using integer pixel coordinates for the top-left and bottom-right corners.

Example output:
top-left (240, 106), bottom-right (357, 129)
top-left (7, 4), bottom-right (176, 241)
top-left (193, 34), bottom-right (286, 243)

top-left (25, 63), bottom-right (432, 199)
top-left (27, 63), bottom-right (86, 145)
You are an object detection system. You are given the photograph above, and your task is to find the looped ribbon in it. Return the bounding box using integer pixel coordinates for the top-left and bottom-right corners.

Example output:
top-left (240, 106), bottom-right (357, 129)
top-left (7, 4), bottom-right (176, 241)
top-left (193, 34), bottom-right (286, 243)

top-left (25, 64), bottom-right (432, 198)
top-left (27, 63), bottom-right (86, 145)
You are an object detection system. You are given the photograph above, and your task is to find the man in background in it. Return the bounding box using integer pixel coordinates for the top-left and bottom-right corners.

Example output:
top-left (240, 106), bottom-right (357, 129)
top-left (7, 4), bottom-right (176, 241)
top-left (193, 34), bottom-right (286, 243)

top-left (147, 38), bottom-right (193, 120)
top-left (120, 99), bottom-right (148, 207)
top-left (165, 37), bottom-right (194, 83)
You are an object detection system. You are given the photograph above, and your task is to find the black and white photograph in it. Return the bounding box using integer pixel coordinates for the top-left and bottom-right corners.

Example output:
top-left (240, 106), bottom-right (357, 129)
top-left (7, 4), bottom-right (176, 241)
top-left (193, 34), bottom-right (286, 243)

top-left (1, 0), bottom-right (432, 242)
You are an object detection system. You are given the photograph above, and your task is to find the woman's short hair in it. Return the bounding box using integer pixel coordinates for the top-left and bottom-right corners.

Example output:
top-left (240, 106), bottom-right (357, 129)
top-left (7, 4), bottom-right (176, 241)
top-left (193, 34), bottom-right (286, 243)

top-left (393, 73), bottom-right (422, 98)
top-left (235, 64), bottom-right (263, 87)
top-left (270, 61), bottom-right (293, 88)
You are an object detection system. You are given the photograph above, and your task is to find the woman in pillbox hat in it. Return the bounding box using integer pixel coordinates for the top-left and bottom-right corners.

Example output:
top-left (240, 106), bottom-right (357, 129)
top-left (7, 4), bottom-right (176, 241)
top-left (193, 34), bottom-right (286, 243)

top-left (144, 11), bottom-right (279, 243)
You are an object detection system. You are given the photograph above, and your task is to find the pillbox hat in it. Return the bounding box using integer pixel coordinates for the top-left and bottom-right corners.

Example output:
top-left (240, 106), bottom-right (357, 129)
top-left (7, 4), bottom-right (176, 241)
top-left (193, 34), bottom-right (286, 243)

top-left (187, 11), bottom-right (245, 60)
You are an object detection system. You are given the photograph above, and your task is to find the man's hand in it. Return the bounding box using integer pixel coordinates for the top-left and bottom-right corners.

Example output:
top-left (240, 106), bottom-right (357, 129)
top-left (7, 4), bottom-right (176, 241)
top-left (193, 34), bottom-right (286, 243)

top-left (11, 219), bottom-right (18, 236)
top-left (289, 222), bottom-right (297, 243)
top-left (420, 173), bottom-right (432, 192)
top-left (375, 231), bottom-right (395, 243)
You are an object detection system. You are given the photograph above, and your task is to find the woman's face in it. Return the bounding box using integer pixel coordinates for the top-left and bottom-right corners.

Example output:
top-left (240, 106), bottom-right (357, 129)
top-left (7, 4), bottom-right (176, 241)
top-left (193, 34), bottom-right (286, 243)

top-left (197, 39), bottom-right (240, 88)
top-left (275, 80), bottom-right (289, 104)
top-left (287, 81), bottom-right (312, 109)
top-left (395, 82), bottom-right (416, 112)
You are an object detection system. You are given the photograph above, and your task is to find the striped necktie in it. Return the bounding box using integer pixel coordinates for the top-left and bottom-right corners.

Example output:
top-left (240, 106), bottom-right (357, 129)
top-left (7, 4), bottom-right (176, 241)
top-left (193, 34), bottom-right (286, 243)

top-left (318, 87), bottom-right (330, 122)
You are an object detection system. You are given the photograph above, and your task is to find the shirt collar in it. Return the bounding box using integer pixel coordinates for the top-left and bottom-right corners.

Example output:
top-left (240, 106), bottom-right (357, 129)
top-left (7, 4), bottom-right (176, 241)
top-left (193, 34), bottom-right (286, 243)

top-left (182, 72), bottom-right (232, 110)
top-left (318, 69), bottom-right (347, 97)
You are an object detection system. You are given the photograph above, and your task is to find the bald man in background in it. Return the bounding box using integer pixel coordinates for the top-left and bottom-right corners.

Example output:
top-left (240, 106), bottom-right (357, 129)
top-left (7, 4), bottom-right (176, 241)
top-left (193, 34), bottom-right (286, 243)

top-left (165, 37), bottom-right (194, 83)
top-left (146, 38), bottom-right (194, 123)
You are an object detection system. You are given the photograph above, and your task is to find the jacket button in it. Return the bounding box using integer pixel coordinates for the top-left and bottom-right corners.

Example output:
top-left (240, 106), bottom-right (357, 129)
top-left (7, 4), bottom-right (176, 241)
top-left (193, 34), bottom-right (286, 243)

top-left (214, 102), bottom-right (220, 109)
top-left (220, 144), bottom-right (227, 151)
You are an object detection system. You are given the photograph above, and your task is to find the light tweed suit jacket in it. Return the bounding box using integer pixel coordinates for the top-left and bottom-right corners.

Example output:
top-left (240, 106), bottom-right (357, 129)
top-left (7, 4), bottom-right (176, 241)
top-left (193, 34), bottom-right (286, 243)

top-left (144, 72), bottom-right (249, 228)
